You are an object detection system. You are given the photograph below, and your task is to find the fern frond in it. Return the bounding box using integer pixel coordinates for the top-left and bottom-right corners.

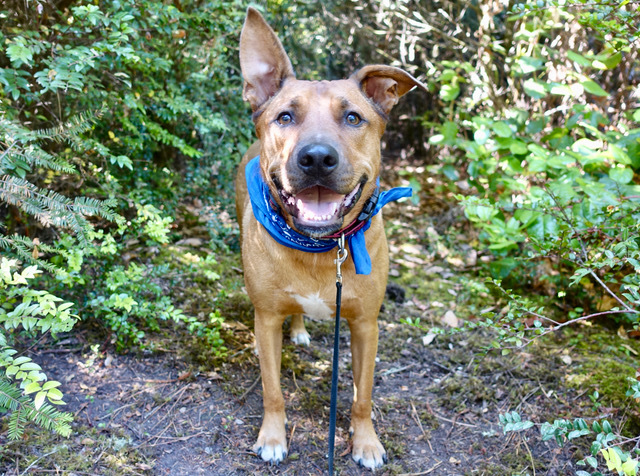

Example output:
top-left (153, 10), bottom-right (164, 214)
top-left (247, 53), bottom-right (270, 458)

top-left (0, 378), bottom-right (23, 412)
top-left (0, 378), bottom-right (73, 439)
top-left (0, 233), bottom-right (61, 273)
top-left (30, 109), bottom-right (102, 144)
top-left (2, 146), bottom-right (76, 174)
top-left (0, 176), bottom-right (117, 244)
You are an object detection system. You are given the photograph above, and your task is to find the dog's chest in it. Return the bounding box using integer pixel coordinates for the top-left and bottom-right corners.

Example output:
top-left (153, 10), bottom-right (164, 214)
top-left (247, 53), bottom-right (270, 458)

top-left (290, 292), bottom-right (333, 321)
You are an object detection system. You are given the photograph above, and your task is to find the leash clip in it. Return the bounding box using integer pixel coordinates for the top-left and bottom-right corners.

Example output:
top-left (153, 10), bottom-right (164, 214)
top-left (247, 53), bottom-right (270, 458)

top-left (334, 234), bottom-right (348, 284)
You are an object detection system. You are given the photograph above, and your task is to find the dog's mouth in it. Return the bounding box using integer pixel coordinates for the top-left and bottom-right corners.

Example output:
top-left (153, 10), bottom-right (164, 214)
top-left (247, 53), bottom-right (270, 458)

top-left (277, 179), bottom-right (365, 237)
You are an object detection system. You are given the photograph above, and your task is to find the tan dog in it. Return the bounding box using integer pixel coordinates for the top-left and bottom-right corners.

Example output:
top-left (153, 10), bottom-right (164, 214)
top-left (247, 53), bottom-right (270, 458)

top-left (235, 7), bottom-right (426, 470)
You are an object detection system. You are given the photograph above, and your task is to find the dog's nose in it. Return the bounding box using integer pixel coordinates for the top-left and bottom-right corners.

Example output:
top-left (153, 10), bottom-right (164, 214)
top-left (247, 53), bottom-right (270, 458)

top-left (296, 143), bottom-right (339, 177)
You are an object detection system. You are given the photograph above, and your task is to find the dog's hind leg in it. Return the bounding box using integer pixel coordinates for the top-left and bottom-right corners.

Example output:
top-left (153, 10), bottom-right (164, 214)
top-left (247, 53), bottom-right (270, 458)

top-left (290, 314), bottom-right (311, 346)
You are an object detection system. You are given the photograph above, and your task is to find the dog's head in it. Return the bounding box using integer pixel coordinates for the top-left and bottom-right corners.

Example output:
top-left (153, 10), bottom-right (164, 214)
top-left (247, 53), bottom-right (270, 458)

top-left (240, 7), bottom-right (426, 238)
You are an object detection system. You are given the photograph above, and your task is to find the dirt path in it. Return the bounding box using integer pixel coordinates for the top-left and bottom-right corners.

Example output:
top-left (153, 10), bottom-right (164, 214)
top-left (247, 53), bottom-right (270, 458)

top-left (2, 199), bottom-right (637, 475)
top-left (3, 294), bottom-right (585, 475)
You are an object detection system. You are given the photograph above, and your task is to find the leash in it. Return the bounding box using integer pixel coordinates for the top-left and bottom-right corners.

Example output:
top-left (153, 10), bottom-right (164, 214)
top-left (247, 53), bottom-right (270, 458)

top-left (328, 234), bottom-right (348, 475)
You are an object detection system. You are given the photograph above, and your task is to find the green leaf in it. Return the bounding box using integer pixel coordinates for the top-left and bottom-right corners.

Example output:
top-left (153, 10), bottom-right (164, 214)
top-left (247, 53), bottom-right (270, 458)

top-left (46, 388), bottom-right (64, 401)
top-left (528, 214), bottom-right (558, 241)
top-left (6, 43), bottom-right (33, 67)
top-left (601, 51), bottom-right (623, 70)
top-left (550, 84), bottom-right (572, 96)
top-left (609, 167), bottom-right (634, 185)
top-left (567, 50), bottom-right (592, 67)
top-left (441, 121), bottom-right (459, 143)
top-left (6, 365), bottom-right (19, 377)
top-left (510, 140), bottom-right (528, 155)
top-left (582, 80), bottom-right (608, 97)
top-left (593, 51), bottom-right (623, 70)
top-left (492, 121), bottom-right (512, 138)
top-left (34, 391), bottom-right (47, 410)
top-left (440, 83), bottom-right (460, 101)
top-left (19, 362), bottom-right (42, 371)
top-left (42, 381), bottom-right (62, 391)
top-left (622, 458), bottom-right (638, 476)
top-left (24, 381), bottom-right (41, 395)
top-left (516, 56), bottom-right (544, 75)
top-left (585, 456), bottom-right (598, 468)
top-left (523, 79), bottom-right (547, 99)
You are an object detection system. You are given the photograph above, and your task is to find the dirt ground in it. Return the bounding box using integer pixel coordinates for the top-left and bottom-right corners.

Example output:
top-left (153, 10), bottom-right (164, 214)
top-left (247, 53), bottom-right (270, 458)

top-left (1, 184), bottom-right (639, 476)
top-left (2, 309), bottom-right (585, 476)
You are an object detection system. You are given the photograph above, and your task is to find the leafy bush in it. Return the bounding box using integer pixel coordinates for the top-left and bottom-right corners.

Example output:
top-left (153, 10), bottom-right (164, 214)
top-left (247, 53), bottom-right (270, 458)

top-left (0, 258), bottom-right (75, 439)
top-left (419, 1), bottom-right (640, 325)
top-left (1, 0), bottom-right (249, 441)
top-left (500, 379), bottom-right (640, 476)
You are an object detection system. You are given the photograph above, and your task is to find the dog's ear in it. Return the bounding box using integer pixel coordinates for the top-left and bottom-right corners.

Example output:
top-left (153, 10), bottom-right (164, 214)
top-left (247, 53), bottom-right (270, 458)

top-left (240, 7), bottom-right (295, 112)
top-left (351, 65), bottom-right (427, 117)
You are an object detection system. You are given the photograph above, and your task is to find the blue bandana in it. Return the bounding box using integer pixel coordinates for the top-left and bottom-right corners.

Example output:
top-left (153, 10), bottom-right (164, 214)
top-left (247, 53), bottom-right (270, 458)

top-left (245, 156), bottom-right (411, 275)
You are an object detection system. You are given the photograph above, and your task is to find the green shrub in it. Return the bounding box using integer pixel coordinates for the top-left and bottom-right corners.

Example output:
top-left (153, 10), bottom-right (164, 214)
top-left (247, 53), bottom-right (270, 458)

top-left (0, 258), bottom-right (75, 439)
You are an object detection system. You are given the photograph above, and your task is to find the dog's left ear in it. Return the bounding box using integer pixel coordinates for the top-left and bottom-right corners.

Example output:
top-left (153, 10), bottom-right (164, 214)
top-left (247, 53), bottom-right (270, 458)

top-left (351, 65), bottom-right (427, 117)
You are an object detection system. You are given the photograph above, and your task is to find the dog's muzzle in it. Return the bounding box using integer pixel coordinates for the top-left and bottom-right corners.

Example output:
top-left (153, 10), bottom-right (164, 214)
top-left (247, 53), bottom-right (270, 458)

top-left (274, 143), bottom-right (366, 237)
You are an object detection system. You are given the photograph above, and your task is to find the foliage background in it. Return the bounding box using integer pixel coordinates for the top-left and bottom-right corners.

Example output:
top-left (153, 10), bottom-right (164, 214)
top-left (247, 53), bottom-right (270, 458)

top-left (1, 0), bottom-right (639, 473)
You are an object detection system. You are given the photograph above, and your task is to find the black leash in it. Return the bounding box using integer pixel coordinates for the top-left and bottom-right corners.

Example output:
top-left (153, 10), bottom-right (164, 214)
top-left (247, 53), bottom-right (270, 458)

top-left (328, 234), bottom-right (348, 475)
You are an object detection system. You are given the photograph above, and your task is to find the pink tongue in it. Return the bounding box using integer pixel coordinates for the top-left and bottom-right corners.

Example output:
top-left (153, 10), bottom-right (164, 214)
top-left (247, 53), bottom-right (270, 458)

top-left (297, 186), bottom-right (342, 216)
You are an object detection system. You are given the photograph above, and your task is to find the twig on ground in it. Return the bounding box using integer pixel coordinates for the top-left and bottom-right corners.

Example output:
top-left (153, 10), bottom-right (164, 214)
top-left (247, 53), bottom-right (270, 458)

top-left (237, 374), bottom-right (261, 402)
top-left (19, 449), bottom-right (59, 476)
top-left (380, 363), bottom-right (416, 376)
top-left (522, 436), bottom-right (537, 476)
top-left (432, 410), bottom-right (476, 429)
top-left (410, 401), bottom-right (426, 438)
top-left (399, 460), bottom-right (443, 475)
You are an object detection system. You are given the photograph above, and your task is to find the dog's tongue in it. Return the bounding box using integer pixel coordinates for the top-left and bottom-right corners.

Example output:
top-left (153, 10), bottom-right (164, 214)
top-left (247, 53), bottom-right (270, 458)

top-left (296, 186), bottom-right (343, 221)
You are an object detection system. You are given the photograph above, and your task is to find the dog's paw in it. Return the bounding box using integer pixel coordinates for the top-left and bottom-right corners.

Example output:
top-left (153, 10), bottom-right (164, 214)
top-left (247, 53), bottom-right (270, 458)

top-left (290, 329), bottom-right (311, 346)
top-left (351, 426), bottom-right (386, 470)
top-left (253, 439), bottom-right (288, 465)
top-left (253, 415), bottom-right (288, 465)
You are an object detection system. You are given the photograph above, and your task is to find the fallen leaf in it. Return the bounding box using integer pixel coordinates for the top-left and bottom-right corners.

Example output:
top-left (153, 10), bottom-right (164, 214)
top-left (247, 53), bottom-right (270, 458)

top-left (176, 238), bottom-right (204, 247)
top-left (424, 266), bottom-right (444, 275)
top-left (447, 256), bottom-right (465, 268)
top-left (422, 333), bottom-right (437, 346)
top-left (442, 310), bottom-right (459, 328)
top-left (618, 325), bottom-right (629, 339)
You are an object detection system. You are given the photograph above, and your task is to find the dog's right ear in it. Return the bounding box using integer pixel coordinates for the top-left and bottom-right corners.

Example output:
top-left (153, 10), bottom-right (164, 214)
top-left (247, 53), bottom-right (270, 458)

top-left (240, 7), bottom-right (295, 112)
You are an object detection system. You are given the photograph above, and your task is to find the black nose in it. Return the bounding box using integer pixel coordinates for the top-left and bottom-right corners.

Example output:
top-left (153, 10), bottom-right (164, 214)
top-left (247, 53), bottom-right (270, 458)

top-left (296, 143), bottom-right (340, 177)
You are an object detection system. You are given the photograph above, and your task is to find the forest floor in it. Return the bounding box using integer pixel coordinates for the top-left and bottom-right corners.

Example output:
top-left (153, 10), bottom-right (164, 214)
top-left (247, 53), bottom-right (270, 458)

top-left (2, 169), bottom-right (640, 476)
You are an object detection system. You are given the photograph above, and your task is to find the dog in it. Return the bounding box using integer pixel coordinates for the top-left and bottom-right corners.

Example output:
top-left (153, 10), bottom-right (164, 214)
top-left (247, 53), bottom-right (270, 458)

top-left (235, 7), bottom-right (426, 470)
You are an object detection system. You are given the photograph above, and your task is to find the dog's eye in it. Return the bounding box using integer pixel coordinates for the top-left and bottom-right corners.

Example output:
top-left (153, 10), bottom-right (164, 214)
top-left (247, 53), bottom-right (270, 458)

top-left (346, 112), bottom-right (362, 126)
top-left (276, 112), bottom-right (293, 125)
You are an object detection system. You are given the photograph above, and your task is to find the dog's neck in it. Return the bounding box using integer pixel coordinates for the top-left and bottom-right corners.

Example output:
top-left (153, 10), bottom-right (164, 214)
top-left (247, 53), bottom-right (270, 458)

top-left (245, 156), bottom-right (412, 275)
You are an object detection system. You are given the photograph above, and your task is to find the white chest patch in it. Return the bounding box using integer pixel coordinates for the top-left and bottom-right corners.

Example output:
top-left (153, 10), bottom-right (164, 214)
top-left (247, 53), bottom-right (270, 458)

top-left (292, 292), bottom-right (333, 321)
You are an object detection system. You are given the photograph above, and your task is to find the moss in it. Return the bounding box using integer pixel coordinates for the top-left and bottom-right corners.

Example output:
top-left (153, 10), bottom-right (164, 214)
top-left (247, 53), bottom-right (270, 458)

top-left (2, 426), bottom-right (150, 475)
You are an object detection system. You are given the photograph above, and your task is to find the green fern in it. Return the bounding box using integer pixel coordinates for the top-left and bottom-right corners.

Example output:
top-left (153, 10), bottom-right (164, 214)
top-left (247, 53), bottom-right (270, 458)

top-left (0, 234), bottom-right (59, 273)
top-left (0, 109), bottom-right (119, 257)
top-left (0, 259), bottom-right (77, 439)
top-left (0, 378), bottom-right (73, 439)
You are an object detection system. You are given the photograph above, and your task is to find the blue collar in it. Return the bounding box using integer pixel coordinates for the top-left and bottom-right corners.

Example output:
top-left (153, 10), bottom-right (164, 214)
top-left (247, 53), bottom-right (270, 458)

top-left (245, 156), bottom-right (411, 275)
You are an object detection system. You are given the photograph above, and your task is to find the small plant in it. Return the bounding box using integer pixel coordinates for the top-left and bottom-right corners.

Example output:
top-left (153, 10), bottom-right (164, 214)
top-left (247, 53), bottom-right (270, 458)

top-left (499, 378), bottom-right (640, 476)
top-left (0, 258), bottom-right (75, 439)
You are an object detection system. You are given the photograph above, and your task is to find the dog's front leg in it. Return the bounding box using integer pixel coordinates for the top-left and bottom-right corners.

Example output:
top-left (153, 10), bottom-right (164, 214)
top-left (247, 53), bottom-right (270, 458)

top-left (348, 316), bottom-right (387, 469)
top-left (253, 310), bottom-right (288, 464)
